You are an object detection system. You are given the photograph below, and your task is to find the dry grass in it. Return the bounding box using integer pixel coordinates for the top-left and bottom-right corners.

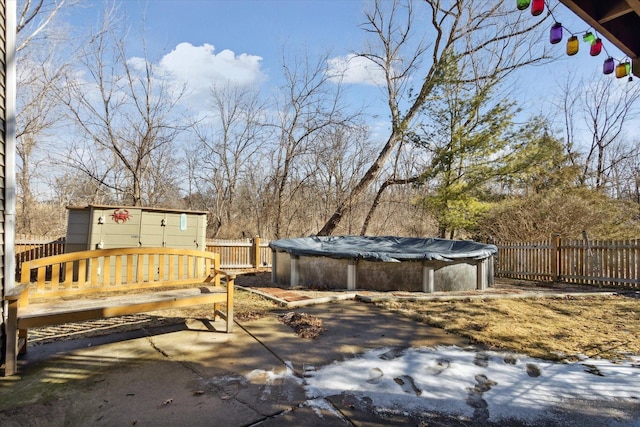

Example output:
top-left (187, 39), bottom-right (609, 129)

top-left (375, 295), bottom-right (640, 361)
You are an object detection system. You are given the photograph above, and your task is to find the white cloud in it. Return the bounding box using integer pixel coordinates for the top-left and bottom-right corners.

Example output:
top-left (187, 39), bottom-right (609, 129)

top-left (127, 56), bottom-right (148, 72)
top-left (158, 42), bottom-right (265, 105)
top-left (326, 54), bottom-right (386, 86)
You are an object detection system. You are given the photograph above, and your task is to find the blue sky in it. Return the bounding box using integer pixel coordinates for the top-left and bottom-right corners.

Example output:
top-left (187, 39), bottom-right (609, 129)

top-left (61, 0), bottom-right (635, 140)
top-left (71, 0), bottom-right (370, 80)
top-left (137, 0), bottom-right (368, 61)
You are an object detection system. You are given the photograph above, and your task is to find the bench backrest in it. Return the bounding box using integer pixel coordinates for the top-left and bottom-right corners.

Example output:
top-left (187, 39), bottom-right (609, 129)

top-left (19, 248), bottom-right (221, 303)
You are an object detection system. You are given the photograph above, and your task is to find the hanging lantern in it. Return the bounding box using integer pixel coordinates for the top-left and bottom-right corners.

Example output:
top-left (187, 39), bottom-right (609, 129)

top-left (550, 23), bottom-right (563, 44)
top-left (566, 36), bottom-right (579, 56)
top-left (517, 0), bottom-right (531, 10)
top-left (531, 0), bottom-right (544, 15)
top-left (603, 57), bottom-right (615, 74)
top-left (590, 39), bottom-right (602, 56)
top-left (615, 62), bottom-right (629, 78)
top-left (583, 32), bottom-right (596, 44)
top-left (625, 61), bottom-right (631, 75)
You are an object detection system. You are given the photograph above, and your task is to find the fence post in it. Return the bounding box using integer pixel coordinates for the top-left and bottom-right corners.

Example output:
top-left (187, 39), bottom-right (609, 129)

top-left (252, 236), bottom-right (261, 268)
top-left (551, 233), bottom-right (561, 282)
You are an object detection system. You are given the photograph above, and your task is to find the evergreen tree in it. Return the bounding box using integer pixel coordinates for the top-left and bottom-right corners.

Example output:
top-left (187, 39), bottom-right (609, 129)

top-left (411, 58), bottom-right (532, 238)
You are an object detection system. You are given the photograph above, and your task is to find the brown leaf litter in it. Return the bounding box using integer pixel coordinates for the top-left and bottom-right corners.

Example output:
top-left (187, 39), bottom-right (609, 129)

top-left (277, 312), bottom-right (324, 339)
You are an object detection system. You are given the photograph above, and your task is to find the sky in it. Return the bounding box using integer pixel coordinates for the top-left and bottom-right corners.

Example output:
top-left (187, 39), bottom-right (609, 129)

top-left (251, 345), bottom-right (640, 425)
top-left (62, 0), bottom-right (635, 130)
top-left (67, 0), bottom-right (376, 107)
top-left (22, 0), bottom-right (636, 203)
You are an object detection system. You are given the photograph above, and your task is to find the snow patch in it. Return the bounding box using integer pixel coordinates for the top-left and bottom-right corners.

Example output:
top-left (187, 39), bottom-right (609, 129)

top-left (303, 346), bottom-right (640, 423)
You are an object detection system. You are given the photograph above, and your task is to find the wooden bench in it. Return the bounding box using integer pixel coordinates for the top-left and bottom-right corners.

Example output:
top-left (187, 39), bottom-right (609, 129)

top-left (2, 247), bottom-right (235, 376)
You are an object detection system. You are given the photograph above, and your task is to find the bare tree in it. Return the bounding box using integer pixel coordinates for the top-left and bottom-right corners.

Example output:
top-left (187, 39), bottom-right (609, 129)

top-left (60, 9), bottom-right (187, 206)
top-left (581, 78), bottom-right (640, 189)
top-left (190, 84), bottom-right (268, 237)
top-left (605, 137), bottom-right (640, 203)
top-left (235, 165), bottom-right (274, 238)
top-left (557, 72), bottom-right (640, 191)
top-left (15, 57), bottom-right (66, 232)
top-left (16, 0), bottom-right (74, 52)
top-left (312, 125), bottom-right (375, 234)
top-left (317, 0), bottom-right (550, 235)
top-left (15, 0), bottom-right (80, 233)
top-left (555, 74), bottom-right (581, 173)
top-left (268, 50), bottom-right (363, 238)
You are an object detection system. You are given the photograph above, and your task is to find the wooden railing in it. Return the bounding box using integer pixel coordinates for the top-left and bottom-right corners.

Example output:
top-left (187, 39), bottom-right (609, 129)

top-left (206, 236), bottom-right (272, 270)
top-left (495, 235), bottom-right (640, 288)
top-left (15, 234), bottom-right (66, 258)
top-left (15, 235), bottom-right (66, 281)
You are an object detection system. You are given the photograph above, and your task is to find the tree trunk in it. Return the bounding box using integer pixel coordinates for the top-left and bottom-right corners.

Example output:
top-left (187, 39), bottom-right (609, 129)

top-left (318, 133), bottom-right (402, 236)
top-left (360, 176), bottom-right (419, 235)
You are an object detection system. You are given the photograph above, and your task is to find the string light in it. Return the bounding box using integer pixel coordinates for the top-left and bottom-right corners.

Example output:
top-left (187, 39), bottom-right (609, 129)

top-left (603, 57), bottom-right (615, 74)
top-left (582, 32), bottom-right (595, 44)
top-left (517, 0), bottom-right (634, 81)
top-left (517, 0), bottom-right (531, 11)
top-left (566, 35), bottom-right (579, 55)
top-left (615, 62), bottom-right (629, 78)
top-left (531, 0), bottom-right (545, 16)
top-left (590, 39), bottom-right (602, 56)
top-left (550, 22), bottom-right (562, 44)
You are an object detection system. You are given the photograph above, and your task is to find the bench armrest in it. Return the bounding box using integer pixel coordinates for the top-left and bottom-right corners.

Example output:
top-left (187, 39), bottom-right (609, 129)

top-left (4, 283), bottom-right (29, 301)
top-left (213, 269), bottom-right (236, 281)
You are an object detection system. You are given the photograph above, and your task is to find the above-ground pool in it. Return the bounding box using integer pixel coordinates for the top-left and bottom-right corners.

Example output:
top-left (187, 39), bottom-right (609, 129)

top-left (269, 236), bottom-right (498, 292)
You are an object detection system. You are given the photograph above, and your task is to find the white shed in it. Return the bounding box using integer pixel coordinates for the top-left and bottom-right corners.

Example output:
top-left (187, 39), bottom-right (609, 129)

top-left (66, 205), bottom-right (208, 252)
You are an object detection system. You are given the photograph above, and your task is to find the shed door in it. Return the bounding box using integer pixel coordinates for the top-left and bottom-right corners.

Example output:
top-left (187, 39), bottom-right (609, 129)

top-left (139, 211), bottom-right (166, 247)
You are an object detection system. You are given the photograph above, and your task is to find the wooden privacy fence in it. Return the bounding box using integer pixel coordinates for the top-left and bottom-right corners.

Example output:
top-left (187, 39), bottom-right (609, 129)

top-left (206, 236), bottom-right (272, 270)
top-left (15, 234), bottom-right (66, 280)
top-left (14, 234), bottom-right (639, 287)
top-left (495, 235), bottom-right (640, 288)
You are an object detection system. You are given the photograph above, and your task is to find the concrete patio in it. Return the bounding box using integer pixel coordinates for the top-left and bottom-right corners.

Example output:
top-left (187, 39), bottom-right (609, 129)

top-left (1, 284), bottom-right (638, 426)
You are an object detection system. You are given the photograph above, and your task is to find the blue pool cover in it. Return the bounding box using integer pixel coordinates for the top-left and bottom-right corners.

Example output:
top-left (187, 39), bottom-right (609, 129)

top-left (269, 236), bottom-right (497, 262)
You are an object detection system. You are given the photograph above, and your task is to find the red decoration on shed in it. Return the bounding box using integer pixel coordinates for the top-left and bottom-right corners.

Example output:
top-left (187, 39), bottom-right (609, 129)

top-left (111, 209), bottom-right (131, 224)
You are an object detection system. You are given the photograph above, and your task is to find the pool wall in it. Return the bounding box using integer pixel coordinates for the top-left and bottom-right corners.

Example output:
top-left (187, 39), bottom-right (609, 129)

top-left (271, 250), bottom-right (494, 292)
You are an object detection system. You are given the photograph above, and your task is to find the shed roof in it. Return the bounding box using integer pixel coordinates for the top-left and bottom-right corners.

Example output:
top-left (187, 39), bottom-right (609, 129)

top-left (66, 204), bottom-right (209, 215)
